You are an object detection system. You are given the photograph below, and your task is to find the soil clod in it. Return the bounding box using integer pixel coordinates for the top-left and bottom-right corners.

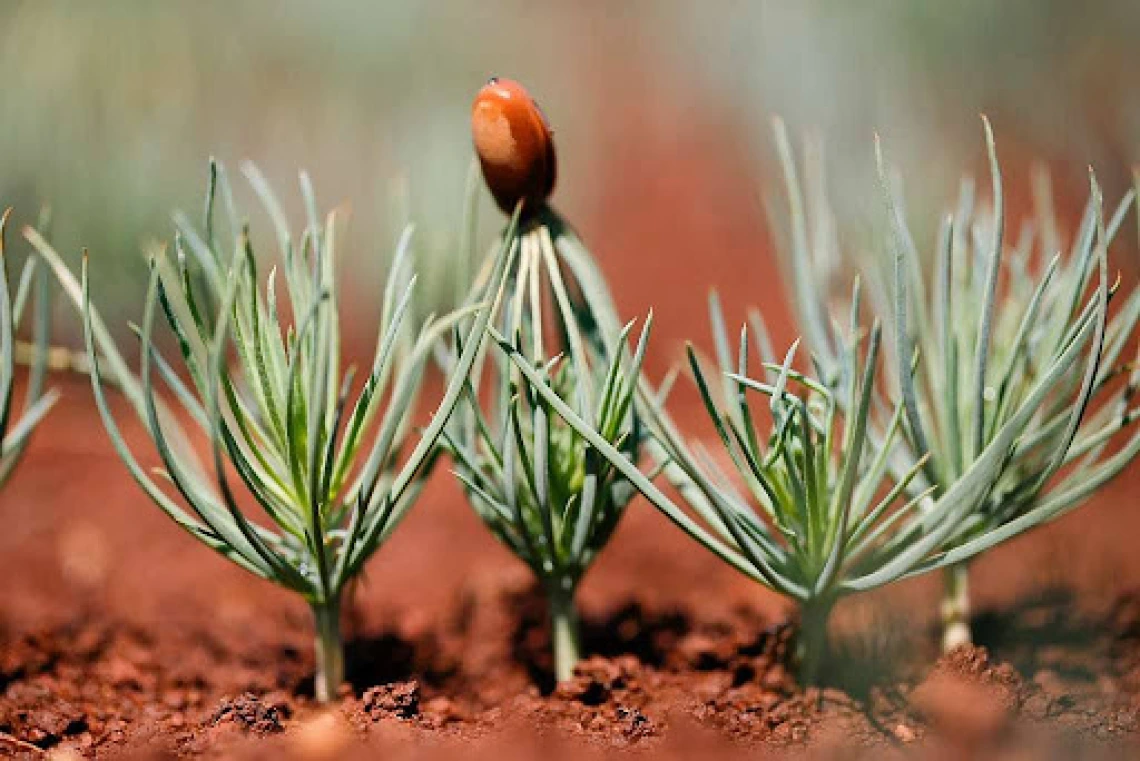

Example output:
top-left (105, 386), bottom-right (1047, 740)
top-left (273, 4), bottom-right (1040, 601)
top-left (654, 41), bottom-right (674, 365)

top-left (210, 693), bottom-right (286, 735)
top-left (362, 681), bottom-right (421, 721)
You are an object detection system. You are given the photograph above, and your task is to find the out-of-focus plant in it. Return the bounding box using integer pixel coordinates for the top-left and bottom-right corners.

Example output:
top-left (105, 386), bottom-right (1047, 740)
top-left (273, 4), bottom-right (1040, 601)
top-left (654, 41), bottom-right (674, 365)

top-left (0, 209), bottom-right (56, 489)
top-left (28, 164), bottom-right (519, 703)
top-left (439, 78), bottom-right (650, 683)
top-left (773, 117), bottom-right (1140, 651)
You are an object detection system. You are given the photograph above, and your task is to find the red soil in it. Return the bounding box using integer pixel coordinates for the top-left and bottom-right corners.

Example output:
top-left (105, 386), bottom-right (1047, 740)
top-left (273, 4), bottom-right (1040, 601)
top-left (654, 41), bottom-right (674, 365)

top-left (3, 356), bottom-right (1140, 761)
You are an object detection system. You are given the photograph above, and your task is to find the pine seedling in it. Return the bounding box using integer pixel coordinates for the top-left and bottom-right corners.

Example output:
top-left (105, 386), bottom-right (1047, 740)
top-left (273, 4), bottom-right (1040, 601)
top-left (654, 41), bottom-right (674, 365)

top-left (772, 118), bottom-right (1140, 650)
top-left (442, 78), bottom-right (651, 682)
top-left (0, 209), bottom-right (57, 489)
top-left (442, 206), bottom-right (650, 683)
top-left (28, 164), bottom-right (520, 703)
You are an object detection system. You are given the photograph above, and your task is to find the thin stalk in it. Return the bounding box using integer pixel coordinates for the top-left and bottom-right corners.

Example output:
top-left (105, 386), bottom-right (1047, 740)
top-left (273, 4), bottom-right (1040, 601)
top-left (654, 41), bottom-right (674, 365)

top-left (549, 581), bottom-right (582, 683)
top-left (796, 597), bottom-right (834, 687)
top-left (311, 599), bottom-right (344, 703)
top-left (940, 563), bottom-right (971, 651)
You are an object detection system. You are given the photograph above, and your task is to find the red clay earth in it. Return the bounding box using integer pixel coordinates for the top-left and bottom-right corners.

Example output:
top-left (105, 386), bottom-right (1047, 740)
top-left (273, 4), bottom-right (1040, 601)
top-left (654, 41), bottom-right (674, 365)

top-left (5, 341), bottom-right (1140, 760)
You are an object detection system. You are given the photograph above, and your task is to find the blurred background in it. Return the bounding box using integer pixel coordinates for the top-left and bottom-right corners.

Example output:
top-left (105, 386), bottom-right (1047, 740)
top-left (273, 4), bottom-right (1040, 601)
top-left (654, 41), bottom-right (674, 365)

top-left (2, 0), bottom-right (1138, 360)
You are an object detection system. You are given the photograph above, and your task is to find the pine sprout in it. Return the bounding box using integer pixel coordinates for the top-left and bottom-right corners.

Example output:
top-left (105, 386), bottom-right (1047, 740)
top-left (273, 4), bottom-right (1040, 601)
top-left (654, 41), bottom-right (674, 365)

top-left (27, 164), bottom-right (521, 702)
top-left (773, 117), bottom-right (1140, 651)
top-left (440, 204), bottom-right (649, 682)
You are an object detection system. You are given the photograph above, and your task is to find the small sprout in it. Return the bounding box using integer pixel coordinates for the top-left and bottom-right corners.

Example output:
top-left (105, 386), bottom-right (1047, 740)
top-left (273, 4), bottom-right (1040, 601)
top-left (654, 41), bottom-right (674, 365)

top-left (0, 208), bottom-right (58, 489)
top-left (471, 77), bottom-right (557, 217)
top-left (443, 229), bottom-right (649, 683)
top-left (28, 164), bottom-right (520, 703)
top-left (773, 118), bottom-right (1140, 651)
top-left (446, 84), bottom-right (644, 682)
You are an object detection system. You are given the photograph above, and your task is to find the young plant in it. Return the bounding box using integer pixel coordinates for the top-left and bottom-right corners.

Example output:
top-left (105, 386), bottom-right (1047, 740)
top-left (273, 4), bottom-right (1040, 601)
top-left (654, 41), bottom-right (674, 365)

top-left (772, 118), bottom-right (1140, 650)
top-left (28, 164), bottom-right (519, 703)
top-left (441, 78), bottom-right (650, 683)
top-left (0, 209), bottom-right (57, 489)
top-left (443, 213), bottom-right (650, 683)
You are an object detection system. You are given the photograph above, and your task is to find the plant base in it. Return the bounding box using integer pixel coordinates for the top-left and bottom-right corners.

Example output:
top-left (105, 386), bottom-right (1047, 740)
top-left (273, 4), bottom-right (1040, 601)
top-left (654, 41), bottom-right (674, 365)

top-left (549, 585), bottom-right (582, 683)
top-left (795, 600), bottom-right (833, 687)
top-left (941, 563), bottom-right (972, 652)
top-left (312, 602), bottom-right (345, 704)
